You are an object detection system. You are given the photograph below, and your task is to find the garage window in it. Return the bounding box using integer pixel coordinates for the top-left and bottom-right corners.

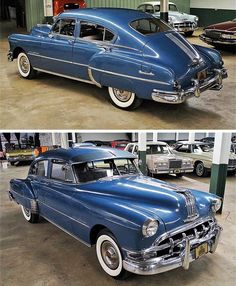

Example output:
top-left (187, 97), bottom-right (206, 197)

top-left (130, 18), bottom-right (171, 35)
top-left (79, 21), bottom-right (115, 42)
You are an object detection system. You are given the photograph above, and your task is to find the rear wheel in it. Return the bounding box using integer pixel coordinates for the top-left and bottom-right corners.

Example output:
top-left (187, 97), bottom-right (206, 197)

top-left (184, 31), bottom-right (194, 37)
top-left (108, 87), bottom-right (142, 110)
top-left (96, 229), bottom-right (129, 279)
top-left (195, 162), bottom-right (208, 177)
top-left (21, 205), bottom-right (39, 223)
top-left (17, 52), bottom-right (36, 79)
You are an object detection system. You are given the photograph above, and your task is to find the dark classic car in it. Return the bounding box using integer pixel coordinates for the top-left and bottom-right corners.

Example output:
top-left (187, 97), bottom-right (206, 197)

top-left (8, 9), bottom-right (227, 109)
top-left (9, 147), bottom-right (222, 279)
top-left (200, 19), bottom-right (236, 49)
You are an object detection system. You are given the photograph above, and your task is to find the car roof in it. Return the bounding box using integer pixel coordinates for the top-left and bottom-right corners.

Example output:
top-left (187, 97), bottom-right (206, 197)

top-left (60, 8), bottom-right (150, 23)
top-left (129, 141), bottom-right (167, 146)
top-left (177, 141), bottom-right (207, 145)
top-left (36, 147), bottom-right (136, 163)
top-left (138, 1), bottom-right (175, 6)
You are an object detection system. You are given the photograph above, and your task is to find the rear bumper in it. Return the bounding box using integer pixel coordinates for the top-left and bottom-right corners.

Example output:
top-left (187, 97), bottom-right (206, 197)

top-left (123, 220), bottom-right (222, 275)
top-left (7, 156), bottom-right (34, 163)
top-left (151, 68), bottom-right (228, 104)
top-left (7, 51), bottom-right (13, 61)
top-left (199, 34), bottom-right (236, 46)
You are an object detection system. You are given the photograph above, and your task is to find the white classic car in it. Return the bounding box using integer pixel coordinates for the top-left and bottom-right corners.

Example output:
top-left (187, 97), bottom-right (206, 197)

top-left (137, 1), bottom-right (199, 36)
top-left (125, 141), bottom-right (193, 177)
top-left (173, 141), bottom-right (236, 177)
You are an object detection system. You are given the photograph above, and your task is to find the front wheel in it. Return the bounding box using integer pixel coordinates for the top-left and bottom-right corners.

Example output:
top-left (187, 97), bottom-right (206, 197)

top-left (195, 162), bottom-right (208, 177)
top-left (96, 229), bottom-right (129, 279)
top-left (184, 31), bottom-right (194, 37)
top-left (17, 52), bottom-right (36, 79)
top-left (108, 87), bottom-right (142, 110)
top-left (21, 205), bottom-right (39, 223)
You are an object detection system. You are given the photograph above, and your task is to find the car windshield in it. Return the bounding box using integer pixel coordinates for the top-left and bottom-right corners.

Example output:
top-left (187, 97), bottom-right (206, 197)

top-left (198, 144), bottom-right (213, 152)
top-left (74, 158), bottom-right (139, 183)
top-left (146, 144), bottom-right (171, 155)
top-left (130, 18), bottom-right (172, 35)
top-left (169, 4), bottom-right (178, 11)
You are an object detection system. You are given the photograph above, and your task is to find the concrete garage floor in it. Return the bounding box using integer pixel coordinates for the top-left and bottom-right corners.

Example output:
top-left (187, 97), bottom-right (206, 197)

top-left (0, 165), bottom-right (236, 286)
top-left (0, 21), bottom-right (236, 130)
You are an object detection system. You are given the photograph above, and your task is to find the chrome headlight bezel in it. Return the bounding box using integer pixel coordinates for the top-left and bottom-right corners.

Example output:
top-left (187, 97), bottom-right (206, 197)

top-left (142, 219), bottom-right (159, 237)
top-left (211, 198), bottom-right (222, 212)
top-left (194, 16), bottom-right (199, 22)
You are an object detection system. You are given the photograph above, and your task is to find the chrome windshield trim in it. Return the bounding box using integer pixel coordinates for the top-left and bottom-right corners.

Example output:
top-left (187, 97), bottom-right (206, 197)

top-left (89, 67), bottom-right (169, 85)
top-left (33, 68), bottom-right (95, 85)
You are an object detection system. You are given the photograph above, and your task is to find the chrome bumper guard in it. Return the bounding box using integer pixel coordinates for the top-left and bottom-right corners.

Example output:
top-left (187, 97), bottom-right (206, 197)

top-left (123, 218), bottom-right (222, 275)
top-left (7, 51), bottom-right (13, 62)
top-left (151, 68), bottom-right (228, 104)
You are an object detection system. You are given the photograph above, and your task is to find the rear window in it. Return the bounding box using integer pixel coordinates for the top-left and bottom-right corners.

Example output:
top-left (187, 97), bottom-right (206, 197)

top-left (130, 18), bottom-right (171, 35)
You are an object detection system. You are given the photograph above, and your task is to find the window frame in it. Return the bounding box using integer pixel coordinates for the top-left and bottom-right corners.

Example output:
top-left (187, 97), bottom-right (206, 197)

top-left (28, 159), bottom-right (49, 178)
top-left (51, 17), bottom-right (77, 38)
top-left (78, 20), bottom-right (117, 44)
top-left (49, 159), bottom-right (76, 184)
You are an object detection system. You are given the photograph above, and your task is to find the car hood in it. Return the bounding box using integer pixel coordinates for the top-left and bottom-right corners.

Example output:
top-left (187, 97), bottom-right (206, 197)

top-left (31, 24), bottom-right (52, 37)
top-left (168, 11), bottom-right (195, 22)
top-left (143, 31), bottom-right (206, 79)
top-left (205, 21), bottom-right (236, 32)
top-left (148, 154), bottom-right (181, 160)
top-left (79, 175), bottom-right (215, 231)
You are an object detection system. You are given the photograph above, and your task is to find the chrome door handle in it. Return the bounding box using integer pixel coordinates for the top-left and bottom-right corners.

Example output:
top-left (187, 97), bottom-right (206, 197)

top-left (139, 70), bottom-right (154, 76)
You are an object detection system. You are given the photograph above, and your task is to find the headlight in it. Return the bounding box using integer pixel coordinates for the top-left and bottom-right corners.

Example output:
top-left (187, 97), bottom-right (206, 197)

top-left (194, 16), bottom-right (199, 22)
top-left (142, 219), bottom-right (159, 237)
top-left (211, 198), bottom-right (222, 212)
top-left (156, 162), bottom-right (168, 167)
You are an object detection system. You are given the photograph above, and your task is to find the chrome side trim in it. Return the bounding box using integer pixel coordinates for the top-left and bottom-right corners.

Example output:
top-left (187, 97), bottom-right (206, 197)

top-left (42, 216), bottom-right (91, 247)
top-left (90, 67), bottom-right (169, 85)
top-left (88, 67), bottom-right (102, 87)
top-left (38, 200), bottom-right (90, 228)
top-left (28, 53), bottom-right (89, 67)
top-left (34, 68), bottom-right (95, 85)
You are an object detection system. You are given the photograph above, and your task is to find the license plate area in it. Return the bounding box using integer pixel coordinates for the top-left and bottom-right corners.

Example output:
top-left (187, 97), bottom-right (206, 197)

top-left (197, 70), bottom-right (207, 82)
top-left (195, 242), bottom-right (208, 259)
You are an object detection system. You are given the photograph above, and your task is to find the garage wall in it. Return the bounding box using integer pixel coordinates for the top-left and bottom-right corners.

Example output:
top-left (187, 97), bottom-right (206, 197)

top-left (25, 0), bottom-right (45, 31)
top-left (86, 1), bottom-right (190, 13)
top-left (190, 0), bottom-right (236, 26)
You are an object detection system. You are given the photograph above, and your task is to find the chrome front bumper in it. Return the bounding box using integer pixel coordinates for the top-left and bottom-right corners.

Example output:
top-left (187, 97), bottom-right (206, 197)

top-left (123, 219), bottom-right (222, 275)
top-left (151, 68), bottom-right (228, 104)
top-left (200, 34), bottom-right (236, 46)
top-left (154, 168), bottom-right (193, 174)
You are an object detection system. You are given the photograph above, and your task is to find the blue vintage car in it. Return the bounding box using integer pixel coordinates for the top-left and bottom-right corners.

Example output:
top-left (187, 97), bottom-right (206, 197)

top-left (8, 8), bottom-right (227, 109)
top-left (9, 147), bottom-right (222, 279)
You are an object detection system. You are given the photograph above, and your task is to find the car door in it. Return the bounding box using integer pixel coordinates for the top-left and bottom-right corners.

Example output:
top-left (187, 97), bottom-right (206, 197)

top-left (71, 20), bottom-right (116, 80)
top-left (39, 18), bottom-right (76, 75)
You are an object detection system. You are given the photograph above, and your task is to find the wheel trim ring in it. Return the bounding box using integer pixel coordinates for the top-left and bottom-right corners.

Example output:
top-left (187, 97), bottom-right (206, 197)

top-left (19, 55), bottom-right (30, 74)
top-left (113, 88), bottom-right (132, 103)
top-left (108, 87), bottom-right (136, 108)
top-left (21, 205), bottom-right (31, 221)
top-left (196, 164), bottom-right (204, 176)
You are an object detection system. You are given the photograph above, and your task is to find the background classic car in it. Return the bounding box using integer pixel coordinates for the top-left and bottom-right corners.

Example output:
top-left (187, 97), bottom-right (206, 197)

top-left (125, 141), bottom-right (193, 177)
top-left (8, 8), bottom-right (227, 109)
top-left (200, 19), bottom-right (236, 49)
top-left (9, 147), bottom-right (222, 279)
top-left (137, 1), bottom-right (198, 36)
top-left (53, 0), bottom-right (87, 16)
top-left (174, 141), bottom-right (236, 177)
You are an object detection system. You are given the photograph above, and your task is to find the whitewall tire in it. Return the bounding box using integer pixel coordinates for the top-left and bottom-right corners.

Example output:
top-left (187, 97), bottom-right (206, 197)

top-left (96, 230), bottom-right (129, 279)
top-left (21, 205), bottom-right (39, 223)
top-left (17, 52), bottom-right (36, 79)
top-left (108, 87), bottom-right (142, 110)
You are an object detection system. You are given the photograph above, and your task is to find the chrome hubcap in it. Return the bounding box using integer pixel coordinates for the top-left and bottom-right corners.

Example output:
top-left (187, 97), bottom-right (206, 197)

top-left (196, 164), bottom-right (204, 176)
top-left (20, 56), bottom-right (29, 73)
top-left (113, 88), bottom-right (132, 102)
top-left (101, 241), bottom-right (119, 270)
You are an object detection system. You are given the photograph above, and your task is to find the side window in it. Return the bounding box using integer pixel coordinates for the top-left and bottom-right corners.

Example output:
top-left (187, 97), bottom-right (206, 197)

top-left (127, 144), bottom-right (134, 153)
top-left (177, 144), bottom-right (191, 153)
top-left (134, 145), bottom-right (138, 155)
top-left (51, 160), bottom-right (74, 182)
top-left (52, 18), bottom-right (76, 37)
top-left (145, 5), bottom-right (154, 14)
top-left (29, 160), bottom-right (48, 177)
top-left (137, 5), bottom-right (146, 12)
top-left (79, 21), bottom-right (115, 42)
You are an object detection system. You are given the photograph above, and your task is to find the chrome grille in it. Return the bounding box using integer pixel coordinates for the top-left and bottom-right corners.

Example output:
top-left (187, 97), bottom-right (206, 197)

top-left (174, 22), bottom-right (193, 28)
top-left (228, 159), bottom-right (236, 167)
top-left (169, 159), bottom-right (182, 169)
top-left (154, 218), bottom-right (215, 259)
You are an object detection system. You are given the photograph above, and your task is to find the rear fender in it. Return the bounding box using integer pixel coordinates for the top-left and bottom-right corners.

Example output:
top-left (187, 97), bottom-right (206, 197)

top-left (10, 179), bottom-right (38, 213)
